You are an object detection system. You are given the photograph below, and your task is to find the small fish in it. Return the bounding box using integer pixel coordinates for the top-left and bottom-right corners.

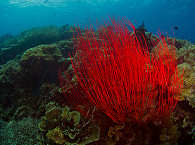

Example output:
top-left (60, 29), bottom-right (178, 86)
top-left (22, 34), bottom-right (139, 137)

top-left (136, 21), bottom-right (148, 32)
top-left (173, 26), bottom-right (179, 30)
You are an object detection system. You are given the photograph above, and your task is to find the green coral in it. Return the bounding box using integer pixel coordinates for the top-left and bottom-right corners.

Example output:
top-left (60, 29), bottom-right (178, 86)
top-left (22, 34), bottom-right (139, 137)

top-left (0, 117), bottom-right (41, 145)
top-left (39, 103), bottom-right (100, 145)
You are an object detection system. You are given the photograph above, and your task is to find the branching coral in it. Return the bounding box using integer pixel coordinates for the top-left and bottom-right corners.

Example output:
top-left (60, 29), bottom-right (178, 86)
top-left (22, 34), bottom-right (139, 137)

top-left (68, 20), bottom-right (183, 123)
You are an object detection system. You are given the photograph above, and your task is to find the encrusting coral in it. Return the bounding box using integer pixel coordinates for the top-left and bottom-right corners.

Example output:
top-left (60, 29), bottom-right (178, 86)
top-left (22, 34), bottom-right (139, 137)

top-left (38, 102), bottom-right (100, 145)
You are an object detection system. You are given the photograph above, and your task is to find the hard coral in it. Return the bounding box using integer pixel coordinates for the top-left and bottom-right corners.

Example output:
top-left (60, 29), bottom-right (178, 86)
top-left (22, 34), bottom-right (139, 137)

top-left (39, 103), bottom-right (100, 145)
top-left (70, 20), bottom-right (183, 123)
top-left (0, 25), bottom-right (74, 65)
top-left (176, 45), bottom-right (195, 107)
top-left (46, 127), bottom-right (66, 144)
top-left (0, 117), bottom-right (40, 145)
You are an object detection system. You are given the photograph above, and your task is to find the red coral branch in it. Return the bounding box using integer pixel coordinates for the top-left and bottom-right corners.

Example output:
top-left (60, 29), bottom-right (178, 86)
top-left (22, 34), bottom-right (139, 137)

top-left (66, 20), bottom-right (183, 123)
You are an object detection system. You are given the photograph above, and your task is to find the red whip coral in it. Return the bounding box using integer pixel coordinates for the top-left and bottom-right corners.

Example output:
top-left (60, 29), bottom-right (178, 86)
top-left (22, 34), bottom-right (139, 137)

top-left (65, 21), bottom-right (183, 123)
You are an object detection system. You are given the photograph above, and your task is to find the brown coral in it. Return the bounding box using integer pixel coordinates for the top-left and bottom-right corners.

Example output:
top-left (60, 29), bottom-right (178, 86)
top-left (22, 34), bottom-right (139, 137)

top-left (176, 45), bottom-right (195, 107)
top-left (38, 103), bottom-right (100, 145)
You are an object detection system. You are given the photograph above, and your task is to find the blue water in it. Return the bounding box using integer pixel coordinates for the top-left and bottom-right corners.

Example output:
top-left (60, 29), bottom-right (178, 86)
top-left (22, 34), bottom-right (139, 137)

top-left (0, 0), bottom-right (195, 43)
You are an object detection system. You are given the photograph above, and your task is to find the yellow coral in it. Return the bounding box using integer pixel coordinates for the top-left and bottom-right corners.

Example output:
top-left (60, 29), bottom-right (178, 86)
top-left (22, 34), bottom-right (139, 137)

top-left (181, 88), bottom-right (192, 98)
top-left (176, 45), bottom-right (195, 107)
top-left (183, 73), bottom-right (195, 89)
top-left (69, 111), bottom-right (81, 126)
top-left (61, 106), bottom-right (70, 121)
top-left (46, 127), bottom-right (66, 144)
top-left (186, 91), bottom-right (195, 107)
top-left (177, 63), bottom-right (192, 78)
top-left (39, 104), bottom-right (100, 145)
top-left (45, 107), bottom-right (62, 122)
top-left (38, 106), bottom-right (62, 131)
top-left (193, 66), bottom-right (195, 71)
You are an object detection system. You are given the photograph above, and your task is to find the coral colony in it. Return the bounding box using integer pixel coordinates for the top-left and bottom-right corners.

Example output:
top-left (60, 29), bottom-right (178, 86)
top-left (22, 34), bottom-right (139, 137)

top-left (70, 20), bottom-right (183, 123)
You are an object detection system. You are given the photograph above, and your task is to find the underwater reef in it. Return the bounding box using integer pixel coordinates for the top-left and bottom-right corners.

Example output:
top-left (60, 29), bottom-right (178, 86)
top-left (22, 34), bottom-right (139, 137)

top-left (0, 23), bottom-right (195, 145)
top-left (0, 25), bottom-right (74, 65)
